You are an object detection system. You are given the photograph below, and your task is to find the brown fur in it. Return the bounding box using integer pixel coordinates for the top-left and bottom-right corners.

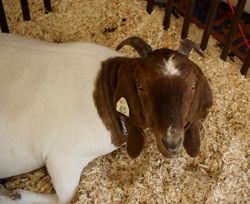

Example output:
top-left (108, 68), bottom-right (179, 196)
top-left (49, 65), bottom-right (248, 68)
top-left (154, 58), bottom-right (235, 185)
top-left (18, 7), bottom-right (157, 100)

top-left (93, 46), bottom-right (213, 158)
top-left (94, 57), bottom-right (146, 158)
top-left (93, 57), bottom-right (127, 147)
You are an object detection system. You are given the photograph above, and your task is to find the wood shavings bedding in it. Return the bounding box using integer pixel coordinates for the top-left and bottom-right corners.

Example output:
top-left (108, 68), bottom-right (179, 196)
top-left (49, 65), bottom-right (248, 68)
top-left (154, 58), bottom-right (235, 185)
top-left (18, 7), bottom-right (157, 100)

top-left (2, 0), bottom-right (250, 203)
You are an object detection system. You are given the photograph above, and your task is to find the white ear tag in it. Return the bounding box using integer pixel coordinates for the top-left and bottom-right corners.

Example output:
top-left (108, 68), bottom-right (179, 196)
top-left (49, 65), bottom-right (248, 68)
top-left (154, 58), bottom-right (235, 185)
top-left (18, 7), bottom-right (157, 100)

top-left (116, 97), bottom-right (130, 117)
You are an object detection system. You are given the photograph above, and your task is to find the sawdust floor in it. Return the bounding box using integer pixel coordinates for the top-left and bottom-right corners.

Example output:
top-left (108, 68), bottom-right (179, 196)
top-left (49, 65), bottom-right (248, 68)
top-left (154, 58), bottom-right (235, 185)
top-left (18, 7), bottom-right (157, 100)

top-left (2, 0), bottom-right (250, 203)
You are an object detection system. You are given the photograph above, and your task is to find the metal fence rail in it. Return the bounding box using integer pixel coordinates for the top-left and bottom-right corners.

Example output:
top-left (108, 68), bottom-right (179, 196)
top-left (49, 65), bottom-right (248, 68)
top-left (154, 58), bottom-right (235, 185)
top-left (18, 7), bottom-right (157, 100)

top-left (146, 0), bottom-right (249, 75)
top-left (0, 0), bottom-right (52, 33)
top-left (0, 0), bottom-right (249, 75)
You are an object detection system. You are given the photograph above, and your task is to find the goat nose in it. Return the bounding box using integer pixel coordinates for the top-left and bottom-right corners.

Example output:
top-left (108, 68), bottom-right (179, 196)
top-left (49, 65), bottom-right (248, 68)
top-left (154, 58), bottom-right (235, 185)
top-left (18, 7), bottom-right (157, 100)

top-left (162, 138), bottom-right (182, 152)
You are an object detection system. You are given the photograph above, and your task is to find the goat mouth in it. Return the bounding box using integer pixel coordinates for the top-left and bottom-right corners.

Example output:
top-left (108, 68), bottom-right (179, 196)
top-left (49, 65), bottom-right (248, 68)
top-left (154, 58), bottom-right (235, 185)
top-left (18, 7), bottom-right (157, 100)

top-left (158, 137), bottom-right (183, 157)
top-left (162, 138), bottom-right (182, 152)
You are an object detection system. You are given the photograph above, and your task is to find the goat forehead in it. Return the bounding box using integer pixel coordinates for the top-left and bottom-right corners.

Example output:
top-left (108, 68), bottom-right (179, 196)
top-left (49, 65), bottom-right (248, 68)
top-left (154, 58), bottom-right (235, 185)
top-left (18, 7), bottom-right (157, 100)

top-left (160, 55), bottom-right (180, 77)
top-left (152, 82), bottom-right (185, 107)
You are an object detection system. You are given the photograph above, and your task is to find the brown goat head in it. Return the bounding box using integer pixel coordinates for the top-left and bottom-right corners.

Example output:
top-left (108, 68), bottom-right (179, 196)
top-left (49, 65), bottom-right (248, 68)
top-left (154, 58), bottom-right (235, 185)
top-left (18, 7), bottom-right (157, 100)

top-left (95, 37), bottom-right (213, 158)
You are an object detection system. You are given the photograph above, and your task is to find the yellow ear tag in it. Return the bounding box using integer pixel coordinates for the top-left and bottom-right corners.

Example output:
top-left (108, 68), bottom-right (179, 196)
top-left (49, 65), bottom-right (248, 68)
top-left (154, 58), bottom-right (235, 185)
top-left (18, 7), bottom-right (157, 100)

top-left (116, 97), bottom-right (130, 117)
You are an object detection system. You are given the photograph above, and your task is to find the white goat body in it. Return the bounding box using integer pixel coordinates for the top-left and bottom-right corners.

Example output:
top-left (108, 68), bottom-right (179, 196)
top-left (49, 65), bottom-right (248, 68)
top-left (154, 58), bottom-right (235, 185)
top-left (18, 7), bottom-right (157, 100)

top-left (0, 34), bottom-right (213, 204)
top-left (0, 34), bottom-right (122, 203)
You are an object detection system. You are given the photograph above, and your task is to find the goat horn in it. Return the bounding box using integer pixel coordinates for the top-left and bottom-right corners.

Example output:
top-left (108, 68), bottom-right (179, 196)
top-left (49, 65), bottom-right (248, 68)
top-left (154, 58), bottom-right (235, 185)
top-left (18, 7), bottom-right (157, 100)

top-left (178, 39), bottom-right (205, 58)
top-left (116, 36), bottom-right (153, 58)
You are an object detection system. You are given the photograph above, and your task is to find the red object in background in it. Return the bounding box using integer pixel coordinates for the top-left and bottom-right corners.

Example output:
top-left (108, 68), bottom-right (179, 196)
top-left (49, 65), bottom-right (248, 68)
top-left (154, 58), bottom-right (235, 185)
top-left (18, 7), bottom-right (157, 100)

top-left (226, 0), bottom-right (250, 48)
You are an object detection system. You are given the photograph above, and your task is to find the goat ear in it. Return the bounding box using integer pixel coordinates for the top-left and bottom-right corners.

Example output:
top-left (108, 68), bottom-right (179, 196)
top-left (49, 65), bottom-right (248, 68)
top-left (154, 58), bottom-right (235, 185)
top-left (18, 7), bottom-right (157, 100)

top-left (198, 70), bottom-right (213, 118)
top-left (183, 120), bottom-right (200, 157)
top-left (113, 59), bottom-right (145, 158)
top-left (126, 120), bottom-right (145, 158)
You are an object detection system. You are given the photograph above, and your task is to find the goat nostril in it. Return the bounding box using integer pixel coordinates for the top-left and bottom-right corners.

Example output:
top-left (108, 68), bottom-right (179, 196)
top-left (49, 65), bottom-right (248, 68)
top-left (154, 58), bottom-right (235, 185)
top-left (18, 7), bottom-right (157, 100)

top-left (162, 138), bottom-right (182, 152)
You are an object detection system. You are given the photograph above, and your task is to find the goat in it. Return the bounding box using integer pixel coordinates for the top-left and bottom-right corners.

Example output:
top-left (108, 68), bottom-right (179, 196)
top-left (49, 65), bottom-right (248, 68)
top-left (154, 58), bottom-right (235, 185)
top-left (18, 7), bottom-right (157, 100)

top-left (0, 34), bottom-right (213, 204)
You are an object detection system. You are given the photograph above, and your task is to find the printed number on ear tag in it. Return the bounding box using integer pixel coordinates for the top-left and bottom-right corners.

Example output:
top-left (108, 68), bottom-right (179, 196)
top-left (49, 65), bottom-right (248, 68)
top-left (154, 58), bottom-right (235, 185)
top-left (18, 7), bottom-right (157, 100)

top-left (116, 97), bottom-right (130, 117)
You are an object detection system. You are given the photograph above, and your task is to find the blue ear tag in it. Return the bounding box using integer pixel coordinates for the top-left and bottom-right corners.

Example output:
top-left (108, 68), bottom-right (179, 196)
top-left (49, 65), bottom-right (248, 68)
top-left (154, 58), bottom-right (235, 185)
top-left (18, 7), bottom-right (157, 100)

top-left (119, 116), bottom-right (128, 136)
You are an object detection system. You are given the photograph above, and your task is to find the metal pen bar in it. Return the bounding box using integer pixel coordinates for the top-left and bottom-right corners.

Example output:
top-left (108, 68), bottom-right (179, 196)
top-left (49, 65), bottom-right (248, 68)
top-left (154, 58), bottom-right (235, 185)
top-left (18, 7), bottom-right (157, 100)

top-left (20, 0), bottom-right (31, 21)
top-left (163, 0), bottom-right (174, 30)
top-left (181, 0), bottom-right (196, 39)
top-left (240, 48), bottom-right (250, 75)
top-left (0, 0), bottom-right (9, 33)
top-left (200, 0), bottom-right (220, 50)
top-left (43, 0), bottom-right (52, 14)
top-left (146, 0), bottom-right (154, 14)
top-left (220, 0), bottom-right (246, 61)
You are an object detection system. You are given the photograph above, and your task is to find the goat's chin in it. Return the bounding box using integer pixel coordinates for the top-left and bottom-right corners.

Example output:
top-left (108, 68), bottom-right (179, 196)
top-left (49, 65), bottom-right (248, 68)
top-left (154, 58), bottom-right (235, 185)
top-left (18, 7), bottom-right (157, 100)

top-left (160, 149), bottom-right (179, 158)
top-left (156, 141), bottom-right (181, 158)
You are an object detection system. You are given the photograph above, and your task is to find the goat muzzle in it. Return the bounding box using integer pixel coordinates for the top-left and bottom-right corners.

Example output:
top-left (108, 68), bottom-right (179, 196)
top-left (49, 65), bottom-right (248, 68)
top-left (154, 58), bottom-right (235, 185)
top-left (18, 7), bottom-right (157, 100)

top-left (156, 126), bottom-right (184, 157)
top-left (162, 137), bottom-right (182, 153)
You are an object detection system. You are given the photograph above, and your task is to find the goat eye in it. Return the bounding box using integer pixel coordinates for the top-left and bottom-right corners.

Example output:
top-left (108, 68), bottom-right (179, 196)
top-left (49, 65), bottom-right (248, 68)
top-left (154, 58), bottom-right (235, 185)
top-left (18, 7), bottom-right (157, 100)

top-left (136, 81), bottom-right (143, 91)
top-left (192, 80), bottom-right (198, 89)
